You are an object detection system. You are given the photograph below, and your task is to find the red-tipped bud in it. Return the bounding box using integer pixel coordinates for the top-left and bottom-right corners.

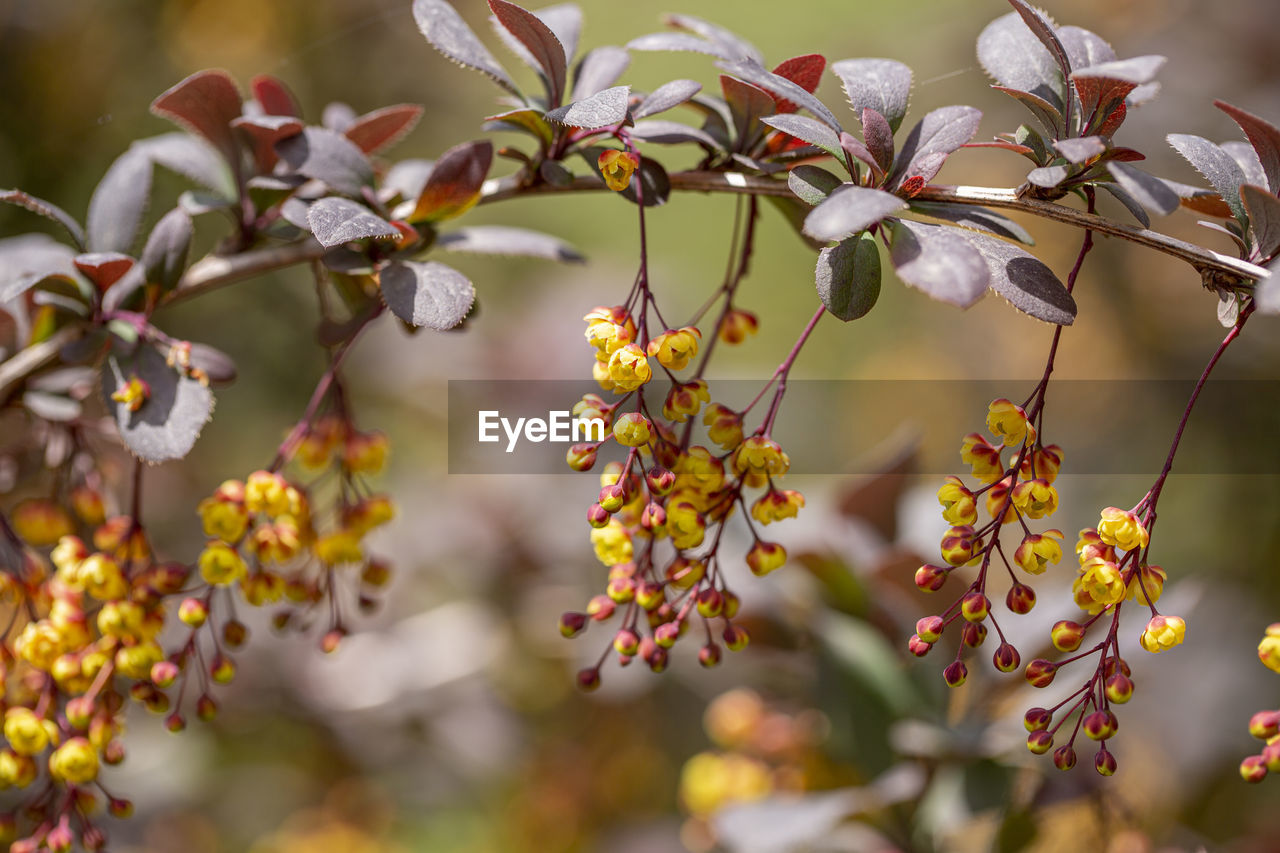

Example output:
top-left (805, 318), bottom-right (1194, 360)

top-left (210, 654), bottom-right (236, 684)
top-left (586, 595), bottom-right (616, 622)
top-left (1050, 620), bottom-right (1085, 652)
top-left (1103, 656), bottom-right (1132, 678)
top-left (914, 564), bottom-right (949, 592)
top-left (103, 741), bottom-right (126, 765)
top-left (1006, 582), bottom-right (1037, 614)
top-left (1105, 673), bottom-right (1135, 704)
top-left (1248, 710), bottom-right (1280, 740)
top-left (46, 821), bottom-right (73, 853)
top-left (1025, 658), bottom-right (1057, 688)
top-left (698, 643), bottom-right (722, 668)
top-left (165, 712), bottom-right (186, 733)
top-left (179, 597), bottom-right (208, 627)
top-left (696, 588), bottom-right (724, 618)
top-left (908, 634), bottom-right (933, 657)
top-left (65, 696), bottom-right (94, 730)
top-left (993, 642), bottom-right (1021, 672)
top-left (1262, 741), bottom-right (1280, 772)
top-left (723, 624), bottom-right (750, 652)
top-left (566, 443), bottom-right (598, 472)
top-left (223, 620), bottom-right (248, 648)
top-left (1026, 730), bottom-right (1054, 754)
top-left (196, 694), bottom-right (219, 722)
top-left (960, 591), bottom-right (990, 623)
top-left (916, 616), bottom-right (945, 643)
top-left (1095, 748), bottom-right (1118, 776)
top-left (577, 667), bottom-right (601, 691)
top-left (640, 502), bottom-right (666, 530)
top-left (321, 629), bottom-right (345, 654)
top-left (1240, 754), bottom-right (1268, 782)
top-left (636, 582), bottom-right (665, 611)
top-left (654, 621), bottom-right (681, 648)
top-left (606, 576), bottom-right (636, 603)
top-left (559, 611), bottom-right (588, 638)
top-left (613, 628), bottom-right (640, 656)
top-left (943, 660), bottom-right (968, 687)
top-left (646, 466), bottom-right (676, 495)
top-left (587, 503), bottom-right (611, 528)
top-left (1024, 707), bottom-right (1052, 732)
top-left (961, 622), bottom-right (987, 648)
top-left (1053, 745), bottom-right (1077, 771)
top-left (598, 484), bottom-right (627, 513)
top-left (1083, 710), bottom-right (1118, 741)
top-left (151, 660), bottom-right (180, 688)
top-left (108, 797), bottom-right (134, 819)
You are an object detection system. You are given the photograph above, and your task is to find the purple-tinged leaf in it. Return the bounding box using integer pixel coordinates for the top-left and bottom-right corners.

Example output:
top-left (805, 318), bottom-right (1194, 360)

top-left (889, 219), bottom-right (988, 308)
top-left (409, 140), bottom-right (493, 223)
top-left (1027, 164), bottom-right (1069, 189)
top-left (275, 127), bottom-right (375, 197)
top-left (721, 75), bottom-right (775, 151)
top-left (1241, 185), bottom-right (1280, 260)
top-left (250, 74), bottom-right (301, 117)
top-left (1127, 82), bottom-right (1160, 107)
top-left (761, 114), bottom-right (842, 159)
top-left (535, 3), bottom-right (582, 64)
top-left (23, 391), bottom-right (81, 422)
top-left (0, 190), bottom-right (86, 250)
top-left (1222, 140), bottom-right (1267, 190)
top-left (546, 85), bottom-right (630, 128)
top-left (1073, 55), bottom-right (1163, 85)
top-left (1255, 258), bottom-right (1280, 314)
top-left (279, 198), bottom-right (312, 230)
top-left (74, 253), bottom-right (134, 292)
top-left (1053, 135), bottom-right (1104, 164)
top-left (488, 0), bottom-right (567, 105)
top-left (380, 260), bottom-right (474, 330)
top-left (306, 198), bottom-right (398, 248)
top-left (977, 12), bottom-right (1065, 114)
top-left (344, 105), bottom-right (424, 155)
top-left (1099, 181), bottom-right (1150, 227)
top-left (626, 32), bottom-right (730, 59)
top-left (412, 0), bottom-right (519, 96)
top-left (1216, 101), bottom-right (1280, 194)
top-left (385, 159), bottom-right (435, 202)
top-left (1072, 56), bottom-right (1164, 131)
top-left (135, 133), bottom-right (235, 197)
top-left (0, 235), bottom-right (76, 303)
top-left (483, 108), bottom-right (554, 146)
top-left (908, 201), bottom-right (1034, 244)
top-left (632, 80), bottom-right (703, 121)
top-left (572, 46), bottom-right (630, 101)
top-left (816, 232), bottom-right (881, 321)
top-left (86, 147), bottom-right (153, 254)
top-left (231, 114), bottom-right (303, 172)
top-left (1058, 25), bottom-right (1115, 71)
top-left (102, 345), bottom-right (214, 463)
top-left (539, 160), bottom-right (574, 186)
top-left (1167, 133), bottom-right (1246, 222)
top-left (719, 59), bottom-right (842, 133)
top-left (803, 186), bottom-right (906, 242)
top-left (436, 225), bottom-right (583, 262)
top-left (861, 109), bottom-right (895, 173)
top-left (322, 102), bottom-right (357, 133)
top-left (991, 86), bottom-right (1062, 137)
top-left (788, 165), bottom-right (844, 206)
top-left (662, 13), bottom-right (762, 63)
top-left (188, 342), bottom-right (237, 386)
top-left (150, 70), bottom-right (244, 164)
top-left (831, 59), bottom-right (913, 133)
top-left (618, 157), bottom-right (670, 207)
top-left (839, 132), bottom-right (881, 179)
top-left (891, 106), bottom-right (981, 188)
top-left (960, 229), bottom-right (1074, 324)
top-left (629, 120), bottom-right (721, 149)
top-left (141, 207), bottom-right (193, 291)
top-left (1108, 162), bottom-right (1179, 216)
top-left (1006, 0), bottom-right (1071, 93)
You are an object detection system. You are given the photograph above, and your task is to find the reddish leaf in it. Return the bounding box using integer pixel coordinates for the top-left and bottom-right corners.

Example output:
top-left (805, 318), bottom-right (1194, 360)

top-left (720, 75), bottom-right (775, 151)
top-left (344, 105), bottom-right (424, 155)
top-left (250, 74), bottom-right (301, 117)
top-left (409, 140), bottom-right (494, 223)
top-left (771, 53), bottom-right (826, 113)
top-left (488, 0), bottom-right (567, 105)
top-left (150, 70), bottom-right (244, 164)
top-left (231, 115), bottom-right (303, 173)
top-left (1216, 101), bottom-right (1280, 194)
top-left (74, 253), bottom-right (135, 292)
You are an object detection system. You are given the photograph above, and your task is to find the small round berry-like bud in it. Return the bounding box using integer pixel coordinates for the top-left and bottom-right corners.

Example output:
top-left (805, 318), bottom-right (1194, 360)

top-left (210, 654), bottom-right (236, 684)
top-left (993, 642), bottom-right (1021, 673)
top-left (272, 611), bottom-right (292, 631)
top-left (1105, 673), bottom-right (1135, 704)
top-left (1095, 748), bottom-right (1118, 776)
top-left (746, 541), bottom-right (787, 576)
top-left (723, 624), bottom-right (750, 652)
top-left (1026, 730), bottom-right (1054, 754)
top-left (1261, 741), bottom-right (1280, 772)
top-left (1083, 710), bottom-right (1118, 741)
top-left (961, 622), bottom-right (987, 648)
top-left (699, 643), bottom-right (722, 668)
top-left (696, 588), bottom-right (724, 618)
top-left (102, 741), bottom-right (126, 765)
top-left (151, 661), bottom-right (179, 689)
top-left (645, 645), bottom-right (668, 673)
top-left (665, 557), bottom-right (705, 590)
top-left (196, 694), bottom-right (219, 722)
top-left (636, 582), bottom-right (665, 611)
top-left (566, 443), bottom-right (598, 472)
top-left (1053, 745), bottom-right (1077, 771)
top-left (907, 634), bottom-right (933, 657)
top-left (598, 484), bottom-right (627, 513)
top-left (46, 820), bottom-right (73, 853)
top-left (65, 696), bottom-right (94, 731)
top-left (940, 526), bottom-right (977, 566)
top-left (1024, 707), bottom-right (1053, 732)
top-left (179, 597), bottom-right (208, 627)
top-left (640, 502), bottom-right (666, 531)
top-left (722, 591), bottom-right (741, 620)
top-left (223, 620), bottom-right (248, 648)
top-left (165, 712), bottom-right (186, 733)
top-left (1006, 582), bottom-right (1036, 614)
top-left (943, 661), bottom-right (968, 687)
top-left (559, 612), bottom-right (588, 638)
top-left (1025, 658), bottom-right (1057, 688)
top-left (586, 595), bottom-right (616, 622)
top-left (613, 628), bottom-right (640, 656)
top-left (1050, 620), bottom-right (1085, 652)
top-left (916, 616), bottom-right (945, 644)
top-left (646, 466), bottom-right (676, 495)
top-left (613, 412), bottom-right (652, 447)
top-left (109, 797), bottom-right (134, 819)
top-left (654, 622), bottom-right (681, 649)
top-left (577, 668), bottom-right (602, 691)
top-left (960, 592), bottom-right (989, 623)
top-left (1240, 754), bottom-right (1268, 782)
top-left (1248, 709), bottom-right (1280, 740)
top-left (321, 629), bottom-right (345, 654)
top-left (914, 564), bottom-right (949, 593)
top-left (145, 692), bottom-right (171, 715)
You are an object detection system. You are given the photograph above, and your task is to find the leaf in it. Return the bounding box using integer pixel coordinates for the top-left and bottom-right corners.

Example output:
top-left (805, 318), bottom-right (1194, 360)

top-left (1241, 184), bottom-right (1280, 260)
top-left (1222, 140), bottom-right (1267, 190)
top-left (718, 59), bottom-right (842, 134)
top-left (720, 75), bottom-right (775, 151)
top-left (1072, 56), bottom-right (1165, 131)
top-left (831, 58), bottom-right (913, 133)
top-left (1027, 164), bottom-right (1069, 189)
top-left (187, 342), bottom-right (237, 386)
top-left (1006, 0), bottom-right (1071, 97)
top-left (816, 232), bottom-right (881, 321)
top-left (488, 0), bottom-right (567, 105)
top-left (102, 345), bottom-right (214, 463)
top-left (409, 139), bottom-right (493, 223)
top-left (0, 190), bottom-right (86, 250)
top-left (135, 133), bottom-right (236, 198)
top-left (539, 160), bottom-right (574, 185)
top-left (250, 74), bottom-right (301, 117)
top-left (323, 102), bottom-right (357, 132)
top-left (149, 70), bottom-right (244, 164)
top-left (889, 219), bottom-right (988, 308)
top-left (534, 3), bottom-right (582, 64)
top-left (839, 131), bottom-right (881, 178)
top-left (803, 186), bottom-right (906, 242)
top-left (618, 158), bottom-right (670, 207)
top-left (140, 207), bottom-right (193, 291)
top-left (908, 201), bottom-right (1033, 244)
top-left (0, 235), bottom-right (77, 303)
top-left (385, 159), bottom-right (435, 202)
top-left (571, 46), bottom-right (630, 101)
top-left (771, 54), bottom-right (826, 112)
top-left (380, 260), bottom-right (474, 330)
top-left (663, 13), bottom-right (762, 63)
top-left (1167, 133), bottom-right (1247, 222)
top-left (625, 32), bottom-right (731, 60)
top-left (629, 120), bottom-right (721, 149)
top-left (1216, 101), bottom-right (1280, 194)
top-left (959, 229), bottom-right (1075, 324)
top-left (74, 254), bottom-right (135, 291)
top-left (1108, 161), bottom-right (1180, 216)
top-left (275, 127), bottom-right (375, 197)
top-left (545, 85), bottom-right (630, 128)
top-left (976, 11), bottom-right (1064, 114)
top-left (891, 105), bottom-right (982, 187)
top-left (788, 165), bottom-right (844, 205)
top-left (1058, 25), bottom-right (1116, 71)
top-left (23, 391), bottom-right (81, 422)
top-left (991, 86), bottom-right (1062, 137)
top-left (412, 0), bottom-right (519, 96)
top-left (231, 114), bottom-right (304, 171)
top-left (343, 105), bottom-right (424, 154)
top-left (1255, 258), bottom-right (1280, 314)
top-left (761, 114), bottom-right (842, 159)
top-left (1099, 182), bottom-right (1150, 227)
top-left (306, 198), bottom-right (399, 248)
top-left (1053, 135), bottom-right (1104, 164)
top-left (632, 79), bottom-right (702, 121)
top-left (436, 225), bottom-right (583, 262)
top-left (861, 109), bottom-right (895, 173)
top-left (483, 108), bottom-right (553, 146)
top-left (86, 147), bottom-right (154, 254)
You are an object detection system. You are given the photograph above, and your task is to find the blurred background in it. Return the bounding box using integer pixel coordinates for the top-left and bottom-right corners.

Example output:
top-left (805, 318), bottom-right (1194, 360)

top-left (3, 0), bottom-right (1280, 850)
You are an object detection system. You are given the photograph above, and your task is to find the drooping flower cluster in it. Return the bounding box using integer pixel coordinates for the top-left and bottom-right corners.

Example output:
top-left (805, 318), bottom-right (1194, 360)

top-left (1240, 623), bottom-right (1280, 783)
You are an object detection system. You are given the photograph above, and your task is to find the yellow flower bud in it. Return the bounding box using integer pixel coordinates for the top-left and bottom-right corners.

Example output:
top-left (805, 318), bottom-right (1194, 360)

top-left (1097, 507), bottom-right (1149, 552)
top-left (597, 149), bottom-right (640, 192)
top-left (11, 499), bottom-right (74, 547)
top-left (1013, 529), bottom-right (1064, 574)
top-left (590, 519), bottom-right (634, 566)
top-left (717, 308), bottom-right (758, 345)
top-left (936, 476), bottom-right (977, 525)
top-left (960, 433), bottom-right (1003, 484)
top-left (198, 541), bottom-right (248, 586)
top-left (1258, 623), bottom-right (1280, 674)
top-left (1140, 614), bottom-right (1186, 653)
top-left (647, 326), bottom-right (701, 371)
top-left (613, 412), bottom-right (653, 447)
top-left (663, 380), bottom-right (710, 423)
top-left (48, 737), bottom-right (99, 785)
top-left (314, 530), bottom-right (364, 565)
top-left (4, 708), bottom-right (50, 756)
